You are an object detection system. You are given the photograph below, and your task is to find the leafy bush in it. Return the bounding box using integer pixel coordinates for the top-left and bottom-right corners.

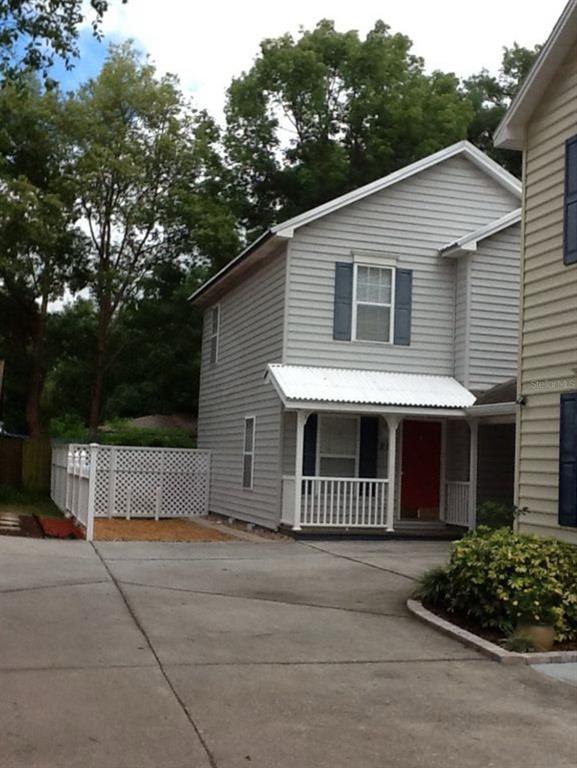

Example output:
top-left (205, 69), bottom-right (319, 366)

top-left (49, 417), bottom-right (196, 448)
top-left (417, 528), bottom-right (577, 641)
top-left (476, 500), bottom-right (517, 530)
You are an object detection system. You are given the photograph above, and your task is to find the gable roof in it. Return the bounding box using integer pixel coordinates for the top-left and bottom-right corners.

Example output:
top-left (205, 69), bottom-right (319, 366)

top-left (494, 0), bottom-right (577, 150)
top-left (439, 208), bottom-right (522, 257)
top-left (190, 140), bottom-right (521, 305)
top-left (271, 140), bottom-right (521, 238)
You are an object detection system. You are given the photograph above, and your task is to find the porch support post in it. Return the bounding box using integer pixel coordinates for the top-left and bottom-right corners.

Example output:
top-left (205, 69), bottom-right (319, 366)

top-left (468, 419), bottom-right (479, 530)
top-left (293, 410), bottom-right (308, 531)
top-left (385, 416), bottom-right (400, 532)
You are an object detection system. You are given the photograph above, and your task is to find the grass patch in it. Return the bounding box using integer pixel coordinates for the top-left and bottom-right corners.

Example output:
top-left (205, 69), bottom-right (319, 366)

top-left (0, 486), bottom-right (63, 518)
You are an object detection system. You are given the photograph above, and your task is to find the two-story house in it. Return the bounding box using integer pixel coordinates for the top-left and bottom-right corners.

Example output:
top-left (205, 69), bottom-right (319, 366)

top-left (191, 141), bottom-right (522, 533)
top-left (494, 0), bottom-right (577, 544)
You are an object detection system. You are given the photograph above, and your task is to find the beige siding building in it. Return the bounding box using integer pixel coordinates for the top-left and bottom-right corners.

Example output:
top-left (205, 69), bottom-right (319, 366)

top-left (495, 0), bottom-right (577, 543)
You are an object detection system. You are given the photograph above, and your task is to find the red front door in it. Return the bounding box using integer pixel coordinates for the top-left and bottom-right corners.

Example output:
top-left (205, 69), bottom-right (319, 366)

top-left (400, 420), bottom-right (441, 519)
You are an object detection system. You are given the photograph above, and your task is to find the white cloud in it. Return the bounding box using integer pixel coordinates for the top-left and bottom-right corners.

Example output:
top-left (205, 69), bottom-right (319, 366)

top-left (100, 0), bottom-right (566, 122)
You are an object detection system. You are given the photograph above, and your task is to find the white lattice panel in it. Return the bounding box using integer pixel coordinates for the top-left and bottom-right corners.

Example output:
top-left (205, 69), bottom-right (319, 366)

top-left (92, 445), bottom-right (211, 519)
top-left (50, 444), bottom-right (211, 535)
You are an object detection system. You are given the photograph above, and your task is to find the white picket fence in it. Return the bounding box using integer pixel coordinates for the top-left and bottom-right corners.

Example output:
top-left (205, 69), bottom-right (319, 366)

top-left (51, 443), bottom-right (211, 540)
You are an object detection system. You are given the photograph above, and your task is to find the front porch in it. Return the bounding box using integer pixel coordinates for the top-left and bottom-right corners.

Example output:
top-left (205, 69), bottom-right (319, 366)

top-left (281, 414), bottom-right (481, 532)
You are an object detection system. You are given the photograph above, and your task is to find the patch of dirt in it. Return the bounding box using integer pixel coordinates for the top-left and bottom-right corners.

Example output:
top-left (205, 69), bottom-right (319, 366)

top-left (94, 518), bottom-right (236, 542)
top-left (424, 602), bottom-right (577, 652)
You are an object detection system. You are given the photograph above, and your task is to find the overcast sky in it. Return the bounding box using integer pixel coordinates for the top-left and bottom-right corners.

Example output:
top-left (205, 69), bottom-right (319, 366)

top-left (63, 0), bottom-right (567, 120)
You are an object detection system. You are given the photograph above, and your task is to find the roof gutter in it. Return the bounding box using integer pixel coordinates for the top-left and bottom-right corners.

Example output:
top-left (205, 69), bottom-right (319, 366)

top-left (466, 402), bottom-right (517, 417)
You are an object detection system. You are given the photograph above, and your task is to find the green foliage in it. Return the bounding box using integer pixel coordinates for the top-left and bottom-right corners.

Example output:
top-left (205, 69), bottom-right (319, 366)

top-left (418, 529), bottom-right (577, 641)
top-left (225, 19), bottom-right (474, 234)
top-left (476, 501), bottom-right (525, 530)
top-left (0, 0), bottom-right (118, 82)
top-left (502, 634), bottom-right (537, 653)
top-left (49, 416), bottom-right (195, 448)
top-left (99, 421), bottom-right (196, 448)
top-left (464, 42), bottom-right (540, 176)
top-left (414, 566), bottom-right (451, 608)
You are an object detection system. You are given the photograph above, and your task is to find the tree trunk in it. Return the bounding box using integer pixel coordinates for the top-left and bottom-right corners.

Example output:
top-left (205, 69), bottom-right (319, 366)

top-left (88, 297), bottom-right (112, 437)
top-left (25, 297), bottom-right (48, 437)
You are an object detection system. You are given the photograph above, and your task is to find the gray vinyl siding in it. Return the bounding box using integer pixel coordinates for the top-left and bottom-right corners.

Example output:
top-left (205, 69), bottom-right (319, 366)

top-left (197, 251), bottom-right (286, 529)
top-left (517, 46), bottom-right (577, 543)
top-left (468, 225), bottom-right (521, 390)
top-left (446, 420), bottom-right (470, 481)
top-left (284, 155), bottom-right (519, 374)
top-left (454, 257), bottom-right (469, 384)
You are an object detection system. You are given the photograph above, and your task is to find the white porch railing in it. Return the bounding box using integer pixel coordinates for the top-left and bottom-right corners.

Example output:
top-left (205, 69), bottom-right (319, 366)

top-left (282, 476), bottom-right (389, 528)
top-left (444, 481), bottom-right (470, 527)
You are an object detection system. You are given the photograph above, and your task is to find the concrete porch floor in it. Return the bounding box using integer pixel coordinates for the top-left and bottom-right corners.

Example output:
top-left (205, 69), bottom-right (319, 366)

top-left (0, 536), bottom-right (575, 768)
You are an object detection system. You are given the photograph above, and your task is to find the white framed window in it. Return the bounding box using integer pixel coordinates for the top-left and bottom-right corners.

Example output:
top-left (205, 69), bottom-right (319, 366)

top-left (209, 305), bottom-right (220, 364)
top-left (353, 264), bottom-right (395, 343)
top-left (317, 415), bottom-right (359, 477)
top-left (242, 416), bottom-right (256, 489)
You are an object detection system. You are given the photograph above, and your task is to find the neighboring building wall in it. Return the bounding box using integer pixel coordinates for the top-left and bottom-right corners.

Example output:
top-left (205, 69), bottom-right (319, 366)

top-left (197, 251), bottom-right (286, 529)
top-left (468, 225), bottom-right (521, 390)
top-left (284, 155), bottom-right (519, 376)
top-left (518, 48), bottom-right (577, 543)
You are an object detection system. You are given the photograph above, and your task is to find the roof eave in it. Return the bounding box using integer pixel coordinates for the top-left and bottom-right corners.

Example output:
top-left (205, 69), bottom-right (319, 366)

top-left (495, 0), bottom-right (577, 149)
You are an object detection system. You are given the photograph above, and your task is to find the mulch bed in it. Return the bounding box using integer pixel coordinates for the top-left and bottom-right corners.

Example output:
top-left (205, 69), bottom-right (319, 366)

top-left (424, 602), bottom-right (577, 652)
top-left (94, 518), bottom-right (236, 542)
top-left (207, 513), bottom-right (290, 540)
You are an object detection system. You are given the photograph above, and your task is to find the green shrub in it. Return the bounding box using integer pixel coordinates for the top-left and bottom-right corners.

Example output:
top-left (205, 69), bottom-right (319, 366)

top-left (417, 528), bottom-right (577, 641)
top-left (476, 501), bottom-right (516, 530)
top-left (48, 417), bottom-right (196, 448)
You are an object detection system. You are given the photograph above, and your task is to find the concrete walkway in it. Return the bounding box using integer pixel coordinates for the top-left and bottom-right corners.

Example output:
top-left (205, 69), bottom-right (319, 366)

top-left (0, 536), bottom-right (575, 768)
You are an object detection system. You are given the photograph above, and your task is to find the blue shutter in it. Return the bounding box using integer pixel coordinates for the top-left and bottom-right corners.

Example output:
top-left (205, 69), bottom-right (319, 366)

top-left (333, 263), bottom-right (353, 340)
top-left (564, 136), bottom-right (577, 265)
top-left (559, 393), bottom-right (577, 527)
top-left (302, 414), bottom-right (318, 476)
top-left (359, 417), bottom-right (379, 478)
top-left (394, 269), bottom-right (413, 346)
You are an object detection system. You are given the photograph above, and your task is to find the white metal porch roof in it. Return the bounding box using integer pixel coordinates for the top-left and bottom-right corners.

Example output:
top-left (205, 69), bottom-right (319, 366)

top-left (267, 365), bottom-right (476, 410)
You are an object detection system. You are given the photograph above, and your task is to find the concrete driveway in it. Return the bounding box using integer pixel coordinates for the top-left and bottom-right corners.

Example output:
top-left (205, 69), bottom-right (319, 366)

top-left (0, 536), bottom-right (575, 768)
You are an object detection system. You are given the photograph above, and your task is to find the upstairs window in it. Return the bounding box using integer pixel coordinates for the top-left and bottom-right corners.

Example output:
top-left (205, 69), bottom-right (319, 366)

top-left (209, 305), bottom-right (220, 364)
top-left (242, 416), bottom-right (255, 489)
top-left (353, 265), bottom-right (394, 343)
top-left (564, 135), bottom-right (577, 265)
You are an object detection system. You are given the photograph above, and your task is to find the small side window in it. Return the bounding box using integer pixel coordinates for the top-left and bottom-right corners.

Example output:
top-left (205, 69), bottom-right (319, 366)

top-left (242, 416), bottom-right (255, 489)
top-left (564, 136), bottom-right (577, 265)
top-left (209, 305), bottom-right (220, 364)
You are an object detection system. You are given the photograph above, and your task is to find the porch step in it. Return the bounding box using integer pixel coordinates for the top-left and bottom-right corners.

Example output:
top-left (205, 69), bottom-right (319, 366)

top-left (288, 524), bottom-right (465, 541)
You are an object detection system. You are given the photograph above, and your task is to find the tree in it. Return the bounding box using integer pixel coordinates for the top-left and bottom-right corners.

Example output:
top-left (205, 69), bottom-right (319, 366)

top-left (225, 20), bottom-right (473, 235)
top-left (0, 0), bottom-right (121, 81)
top-left (464, 43), bottom-right (540, 176)
top-left (0, 79), bottom-right (83, 435)
top-left (64, 43), bottom-right (236, 432)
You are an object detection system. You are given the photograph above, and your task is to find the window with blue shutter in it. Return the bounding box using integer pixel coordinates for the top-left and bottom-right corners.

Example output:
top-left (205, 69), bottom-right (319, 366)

top-left (302, 414), bottom-right (318, 476)
top-left (359, 417), bottom-right (379, 478)
top-left (559, 393), bottom-right (577, 527)
top-left (564, 136), bottom-right (577, 265)
top-left (333, 263), bottom-right (353, 340)
top-left (394, 269), bottom-right (413, 346)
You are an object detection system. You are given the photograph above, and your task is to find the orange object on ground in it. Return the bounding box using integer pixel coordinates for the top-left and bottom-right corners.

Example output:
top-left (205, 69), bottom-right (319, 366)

top-left (38, 517), bottom-right (84, 539)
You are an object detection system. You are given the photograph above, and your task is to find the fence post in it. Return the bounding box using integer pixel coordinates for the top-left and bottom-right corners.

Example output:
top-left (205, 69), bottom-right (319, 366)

top-left (86, 443), bottom-right (98, 542)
